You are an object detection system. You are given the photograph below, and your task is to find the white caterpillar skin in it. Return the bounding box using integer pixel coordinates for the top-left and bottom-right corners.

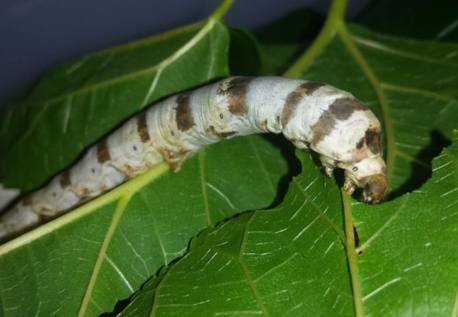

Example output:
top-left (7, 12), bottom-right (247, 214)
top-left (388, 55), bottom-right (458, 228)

top-left (0, 76), bottom-right (388, 241)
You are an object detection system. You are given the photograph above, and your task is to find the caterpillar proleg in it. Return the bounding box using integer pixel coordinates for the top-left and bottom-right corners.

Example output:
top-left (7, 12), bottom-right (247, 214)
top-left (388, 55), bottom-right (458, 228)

top-left (0, 76), bottom-right (388, 241)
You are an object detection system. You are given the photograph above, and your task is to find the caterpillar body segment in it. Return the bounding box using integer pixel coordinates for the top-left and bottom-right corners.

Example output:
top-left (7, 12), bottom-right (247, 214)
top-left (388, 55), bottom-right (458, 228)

top-left (0, 76), bottom-right (388, 241)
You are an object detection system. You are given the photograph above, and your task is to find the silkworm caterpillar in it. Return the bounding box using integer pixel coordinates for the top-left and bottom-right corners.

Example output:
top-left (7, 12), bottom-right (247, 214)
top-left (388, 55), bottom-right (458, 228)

top-left (0, 76), bottom-right (388, 241)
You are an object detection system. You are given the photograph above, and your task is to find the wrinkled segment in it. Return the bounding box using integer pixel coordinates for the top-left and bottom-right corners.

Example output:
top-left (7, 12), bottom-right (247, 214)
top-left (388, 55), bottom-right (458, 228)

top-left (0, 76), bottom-right (388, 241)
top-left (311, 97), bottom-right (369, 147)
top-left (282, 82), bottom-right (326, 127)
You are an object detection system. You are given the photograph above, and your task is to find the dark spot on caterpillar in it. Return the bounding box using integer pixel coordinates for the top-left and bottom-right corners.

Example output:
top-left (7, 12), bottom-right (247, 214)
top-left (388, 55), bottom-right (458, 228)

top-left (353, 166), bottom-right (358, 172)
top-left (281, 82), bottom-right (325, 127)
top-left (136, 112), bottom-right (151, 143)
top-left (52, 192), bottom-right (57, 197)
top-left (22, 195), bottom-right (32, 206)
top-left (170, 131), bottom-right (174, 136)
top-left (80, 188), bottom-right (92, 198)
top-left (312, 97), bottom-right (368, 146)
top-left (217, 77), bottom-right (253, 116)
top-left (175, 93), bottom-right (194, 131)
top-left (206, 126), bottom-right (237, 138)
top-left (133, 145), bottom-right (137, 151)
top-left (91, 168), bottom-right (95, 174)
top-left (356, 138), bottom-right (365, 150)
top-left (60, 171), bottom-right (71, 188)
top-left (356, 129), bottom-right (382, 154)
top-left (219, 114), bottom-right (224, 119)
top-left (365, 129), bottom-right (381, 154)
top-left (96, 139), bottom-right (111, 164)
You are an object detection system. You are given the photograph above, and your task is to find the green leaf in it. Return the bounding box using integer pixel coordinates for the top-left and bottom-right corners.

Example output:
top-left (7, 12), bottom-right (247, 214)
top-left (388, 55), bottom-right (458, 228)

top-left (118, 134), bottom-right (458, 316)
top-left (357, 0), bottom-right (458, 41)
top-left (349, 130), bottom-right (458, 314)
top-left (228, 27), bottom-right (261, 76)
top-left (119, 152), bottom-right (352, 316)
top-left (253, 8), bottom-right (324, 76)
top-left (0, 9), bottom-right (231, 192)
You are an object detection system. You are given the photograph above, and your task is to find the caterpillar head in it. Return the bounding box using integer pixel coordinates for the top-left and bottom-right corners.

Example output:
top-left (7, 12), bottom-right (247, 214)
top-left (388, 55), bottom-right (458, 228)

top-left (341, 156), bottom-right (388, 204)
top-left (362, 173), bottom-right (389, 204)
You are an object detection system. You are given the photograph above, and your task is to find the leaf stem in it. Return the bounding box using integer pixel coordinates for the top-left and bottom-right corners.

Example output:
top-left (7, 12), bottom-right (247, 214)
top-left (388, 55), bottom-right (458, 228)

top-left (210, 0), bottom-right (234, 21)
top-left (341, 189), bottom-right (364, 317)
top-left (284, 0), bottom-right (347, 76)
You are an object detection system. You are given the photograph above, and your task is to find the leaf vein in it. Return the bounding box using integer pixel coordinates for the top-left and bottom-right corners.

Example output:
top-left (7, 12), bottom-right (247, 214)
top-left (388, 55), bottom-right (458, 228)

top-left (292, 178), bottom-right (346, 244)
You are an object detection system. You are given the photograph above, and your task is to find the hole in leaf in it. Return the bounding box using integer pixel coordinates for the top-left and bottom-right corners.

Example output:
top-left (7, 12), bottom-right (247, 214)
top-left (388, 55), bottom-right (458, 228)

top-left (390, 130), bottom-right (451, 199)
top-left (353, 225), bottom-right (361, 251)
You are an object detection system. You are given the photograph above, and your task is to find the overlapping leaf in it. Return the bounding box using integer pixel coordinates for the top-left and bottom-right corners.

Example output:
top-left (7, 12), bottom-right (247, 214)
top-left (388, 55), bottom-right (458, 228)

top-left (119, 1), bottom-right (458, 315)
top-left (120, 153), bottom-right (353, 316)
top-left (118, 130), bottom-right (458, 316)
top-left (0, 10), bottom-right (231, 192)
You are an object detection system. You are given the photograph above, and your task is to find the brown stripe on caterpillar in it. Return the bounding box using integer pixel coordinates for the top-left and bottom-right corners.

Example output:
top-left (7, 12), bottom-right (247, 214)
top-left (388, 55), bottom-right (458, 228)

top-left (137, 112), bottom-right (151, 143)
top-left (312, 97), bottom-right (369, 146)
top-left (217, 77), bottom-right (253, 116)
top-left (175, 93), bottom-right (194, 132)
top-left (96, 139), bottom-right (111, 164)
top-left (356, 128), bottom-right (382, 155)
top-left (60, 170), bottom-right (71, 188)
top-left (282, 81), bottom-right (326, 127)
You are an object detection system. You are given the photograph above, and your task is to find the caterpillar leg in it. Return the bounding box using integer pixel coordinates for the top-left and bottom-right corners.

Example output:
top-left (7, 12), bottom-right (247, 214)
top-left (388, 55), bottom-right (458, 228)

top-left (319, 155), bottom-right (336, 178)
top-left (343, 178), bottom-right (356, 195)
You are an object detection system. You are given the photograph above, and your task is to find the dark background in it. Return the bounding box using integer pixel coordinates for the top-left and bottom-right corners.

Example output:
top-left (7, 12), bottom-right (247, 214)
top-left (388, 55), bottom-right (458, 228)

top-left (0, 0), bottom-right (372, 109)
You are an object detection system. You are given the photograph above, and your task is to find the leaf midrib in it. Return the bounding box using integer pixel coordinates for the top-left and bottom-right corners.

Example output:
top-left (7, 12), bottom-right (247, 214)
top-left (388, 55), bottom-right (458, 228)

top-left (78, 194), bottom-right (132, 316)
